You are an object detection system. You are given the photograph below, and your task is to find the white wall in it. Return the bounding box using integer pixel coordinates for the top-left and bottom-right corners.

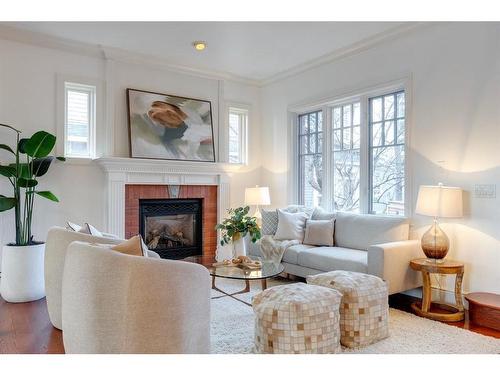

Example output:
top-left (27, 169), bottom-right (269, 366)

top-left (0, 38), bottom-right (261, 254)
top-left (259, 23), bottom-right (500, 295)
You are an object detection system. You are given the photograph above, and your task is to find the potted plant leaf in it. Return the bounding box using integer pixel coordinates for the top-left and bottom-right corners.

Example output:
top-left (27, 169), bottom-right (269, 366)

top-left (215, 206), bottom-right (261, 257)
top-left (0, 123), bottom-right (64, 302)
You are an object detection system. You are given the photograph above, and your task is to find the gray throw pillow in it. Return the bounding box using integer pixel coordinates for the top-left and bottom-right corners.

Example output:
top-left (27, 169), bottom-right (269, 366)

top-left (303, 219), bottom-right (335, 247)
top-left (261, 209), bottom-right (279, 235)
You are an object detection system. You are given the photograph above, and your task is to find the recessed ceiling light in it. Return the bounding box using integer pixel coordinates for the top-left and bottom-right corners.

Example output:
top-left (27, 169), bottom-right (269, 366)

top-left (192, 41), bottom-right (207, 51)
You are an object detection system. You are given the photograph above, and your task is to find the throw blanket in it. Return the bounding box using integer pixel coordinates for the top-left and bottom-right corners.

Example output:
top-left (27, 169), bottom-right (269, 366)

top-left (260, 235), bottom-right (300, 263)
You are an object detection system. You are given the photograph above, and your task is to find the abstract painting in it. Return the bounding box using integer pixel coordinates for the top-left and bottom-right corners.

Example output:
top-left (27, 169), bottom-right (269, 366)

top-left (127, 88), bottom-right (215, 162)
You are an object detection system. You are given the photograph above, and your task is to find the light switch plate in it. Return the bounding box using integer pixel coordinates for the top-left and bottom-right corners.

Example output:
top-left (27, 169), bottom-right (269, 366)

top-left (474, 184), bottom-right (496, 199)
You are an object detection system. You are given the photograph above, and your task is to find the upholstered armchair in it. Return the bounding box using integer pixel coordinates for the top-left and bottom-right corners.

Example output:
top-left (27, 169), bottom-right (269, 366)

top-left (61, 241), bottom-right (211, 354)
top-left (44, 226), bottom-right (160, 330)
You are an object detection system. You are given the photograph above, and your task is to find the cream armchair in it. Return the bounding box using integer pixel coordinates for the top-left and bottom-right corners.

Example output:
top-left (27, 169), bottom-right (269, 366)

top-left (61, 241), bottom-right (211, 354)
top-left (44, 226), bottom-right (160, 330)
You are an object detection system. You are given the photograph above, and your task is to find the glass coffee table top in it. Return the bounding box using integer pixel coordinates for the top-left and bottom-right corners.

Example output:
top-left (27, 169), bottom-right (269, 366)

top-left (183, 256), bottom-right (285, 306)
top-left (184, 255), bottom-right (284, 280)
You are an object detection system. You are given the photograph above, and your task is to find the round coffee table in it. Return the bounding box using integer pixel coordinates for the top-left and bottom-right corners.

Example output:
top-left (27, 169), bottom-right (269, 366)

top-left (184, 256), bottom-right (284, 306)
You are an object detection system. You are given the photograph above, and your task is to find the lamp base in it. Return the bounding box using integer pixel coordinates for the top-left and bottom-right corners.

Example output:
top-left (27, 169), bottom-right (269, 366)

top-left (421, 219), bottom-right (449, 260)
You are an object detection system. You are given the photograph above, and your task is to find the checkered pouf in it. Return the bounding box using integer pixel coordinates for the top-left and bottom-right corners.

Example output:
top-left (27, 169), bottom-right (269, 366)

top-left (251, 282), bottom-right (342, 354)
top-left (307, 271), bottom-right (389, 348)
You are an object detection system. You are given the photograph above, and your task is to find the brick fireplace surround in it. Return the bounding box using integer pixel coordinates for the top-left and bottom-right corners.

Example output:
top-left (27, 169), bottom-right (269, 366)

top-left (95, 157), bottom-right (237, 262)
top-left (125, 185), bottom-right (218, 259)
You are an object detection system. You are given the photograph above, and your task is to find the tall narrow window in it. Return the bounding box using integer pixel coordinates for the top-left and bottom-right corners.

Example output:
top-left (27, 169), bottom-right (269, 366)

top-left (228, 107), bottom-right (248, 164)
top-left (332, 102), bottom-right (361, 212)
top-left (64, 82), bottom-right (96, 158)
top-left (298, 110), bottom-right (323, 207)
top-left (369, 91), bottom-right (406, 215)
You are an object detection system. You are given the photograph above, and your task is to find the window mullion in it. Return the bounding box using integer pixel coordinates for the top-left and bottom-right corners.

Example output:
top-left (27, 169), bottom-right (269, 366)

top-left (359, 95), bottom-right (370, 214)
top-left (323, 106), bottom-right (332, 211)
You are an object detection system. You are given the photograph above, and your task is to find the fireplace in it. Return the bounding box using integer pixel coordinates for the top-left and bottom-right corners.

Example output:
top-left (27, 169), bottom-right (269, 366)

top-left (139, 198), bottom-right (203, 259)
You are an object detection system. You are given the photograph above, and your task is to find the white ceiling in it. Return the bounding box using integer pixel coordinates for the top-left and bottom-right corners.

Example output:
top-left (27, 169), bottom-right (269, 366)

top-left (7, 22), bottom-right (404, 82)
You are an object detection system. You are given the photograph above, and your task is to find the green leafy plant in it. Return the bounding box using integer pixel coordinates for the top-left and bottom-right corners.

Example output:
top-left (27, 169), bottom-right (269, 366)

top-left (215, 206), bottom-right (261, 246)
top-left (0, 123), bottom-right (65, 246)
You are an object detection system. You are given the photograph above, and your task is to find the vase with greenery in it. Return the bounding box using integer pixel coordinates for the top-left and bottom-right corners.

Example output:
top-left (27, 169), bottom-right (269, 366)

top-left (0, 123), bottom-right (64, 302)
top-left (215, 206), bottom-right (261, 257)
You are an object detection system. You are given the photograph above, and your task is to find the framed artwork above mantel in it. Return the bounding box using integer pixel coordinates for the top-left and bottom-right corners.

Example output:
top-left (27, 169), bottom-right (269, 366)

top-left (126, 88), bottom-right (216, 162)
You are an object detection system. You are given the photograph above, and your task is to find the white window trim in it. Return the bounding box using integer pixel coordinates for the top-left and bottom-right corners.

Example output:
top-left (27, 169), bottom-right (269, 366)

top-left (56, 75), bottom-right (104, 163)
top-left (225, 102), bottom-right (250, 165)
top-left (288, 76), bottom-right (413, 216)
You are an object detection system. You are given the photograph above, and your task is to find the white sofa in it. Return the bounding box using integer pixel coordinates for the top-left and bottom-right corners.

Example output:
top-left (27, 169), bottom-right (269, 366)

top-left (249, 211), bottom-right (422, 295)
top-left (62, 241), bottom-right (210, 354)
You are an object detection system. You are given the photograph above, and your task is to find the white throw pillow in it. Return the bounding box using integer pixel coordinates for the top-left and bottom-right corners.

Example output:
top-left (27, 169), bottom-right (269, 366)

top-left (303, 219), bottom-right (335, 247)
top-left (274, 209), bottom-right (308, 242)
top-left (85, 223), bottom-right (103, 237)
top-left (66, 221), bottom-right (82, 232)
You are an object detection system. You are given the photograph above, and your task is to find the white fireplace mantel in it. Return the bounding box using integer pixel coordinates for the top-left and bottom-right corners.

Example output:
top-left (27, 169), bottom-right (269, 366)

top-left (94, 157), bottom-right (240, 238)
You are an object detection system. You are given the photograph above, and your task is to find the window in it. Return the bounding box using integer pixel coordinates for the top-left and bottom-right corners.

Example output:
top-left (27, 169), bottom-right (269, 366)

top-left (296, 88), bottom-right (407, 215)
top-left (332, 102), bottom-right (361, 212)
top-left (369, 91), bottom-right (406, 215)
top-left (298, 110), bottom-right (323, 207)
top-left (228, 107), bottom-right (248, 164)
top-left (64, 82), bottom-right (96, 158)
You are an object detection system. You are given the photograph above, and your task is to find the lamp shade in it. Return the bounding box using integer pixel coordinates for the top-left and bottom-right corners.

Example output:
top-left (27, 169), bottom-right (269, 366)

top-left (415, 185), bottom-right (463, 218)
top-left (244, 186), bottom-right (270, 206)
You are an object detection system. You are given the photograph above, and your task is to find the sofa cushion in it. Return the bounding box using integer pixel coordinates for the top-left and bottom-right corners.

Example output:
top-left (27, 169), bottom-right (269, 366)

top-left (297, 247), bottom-right (368, 273)
top-left (311, 207), bottom-right (336, 221)
top-left (335, 212), bottom-right (409, 251)
top-left (282, 244), bottom-right (316, 265)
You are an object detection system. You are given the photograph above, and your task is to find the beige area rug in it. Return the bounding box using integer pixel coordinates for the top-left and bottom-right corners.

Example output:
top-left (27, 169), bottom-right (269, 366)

top-left (210, 278), bottom-right (500, 354)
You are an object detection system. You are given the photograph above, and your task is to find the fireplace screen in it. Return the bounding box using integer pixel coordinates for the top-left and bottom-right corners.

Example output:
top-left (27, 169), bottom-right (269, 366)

top-left (139, 198), bottom-right (202, 259)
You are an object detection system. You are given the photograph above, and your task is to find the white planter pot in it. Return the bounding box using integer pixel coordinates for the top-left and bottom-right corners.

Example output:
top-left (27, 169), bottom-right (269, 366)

top-left (215, 243), bottom-right (234, 261)
top-left (233, 235), bottom-right (247, 257)
top-left (0, 243), bottom-right (46, 303)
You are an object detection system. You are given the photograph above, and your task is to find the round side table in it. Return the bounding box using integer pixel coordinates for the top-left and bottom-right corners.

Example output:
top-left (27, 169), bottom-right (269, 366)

top-left (409, 258), bottom-right (465, 322)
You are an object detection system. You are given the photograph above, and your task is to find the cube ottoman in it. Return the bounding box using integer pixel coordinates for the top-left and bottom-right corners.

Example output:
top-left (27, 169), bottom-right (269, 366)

top-left (307, 270), bottom-right (389, 348)
top-left (252, 282), bottom-right (342, 354)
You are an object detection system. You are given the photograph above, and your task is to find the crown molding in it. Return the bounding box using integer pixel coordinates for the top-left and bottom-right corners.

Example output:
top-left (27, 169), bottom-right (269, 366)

top-left (99, 46), bottom-right (259, 86)
top-left (259, 22), bottom-right (430, 87)
top-left (0, 22), bottom-right (430, 88)
top-left (0, 24), bottom-right (260, 86)
top-left (0, 24), bottom-right (104, 59)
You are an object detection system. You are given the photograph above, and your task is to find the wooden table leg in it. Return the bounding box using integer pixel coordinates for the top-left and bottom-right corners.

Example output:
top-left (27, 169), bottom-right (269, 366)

top-left (211, 275), bottom-right (216, 289)
top-left (261, 279), bottom-right (267, 290)
top-left (455, 271), bottom-right (464, 311)
top-left (244, 280), bottom-right (250, 293)
top-left (421, 270), bottom-right (432, 312)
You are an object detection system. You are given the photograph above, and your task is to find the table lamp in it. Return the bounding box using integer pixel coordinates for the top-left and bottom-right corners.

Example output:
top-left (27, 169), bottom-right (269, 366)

top-left (244, 185), bottom-right (271, 221)
top-left (415, 183), bottom-right (463, 262)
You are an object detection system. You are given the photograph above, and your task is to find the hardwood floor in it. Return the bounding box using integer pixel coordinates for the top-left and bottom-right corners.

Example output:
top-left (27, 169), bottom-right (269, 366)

top-left (0, 292), bottom-right (498, 354)
top-left (0, 296), bottom-right (64, 354)
top-left (389, 293), bottom-right (500, 339)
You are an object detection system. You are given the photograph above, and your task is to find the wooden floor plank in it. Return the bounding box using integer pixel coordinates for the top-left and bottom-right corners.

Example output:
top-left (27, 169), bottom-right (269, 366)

top-left (0, 296), bottom-right (64, 354)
